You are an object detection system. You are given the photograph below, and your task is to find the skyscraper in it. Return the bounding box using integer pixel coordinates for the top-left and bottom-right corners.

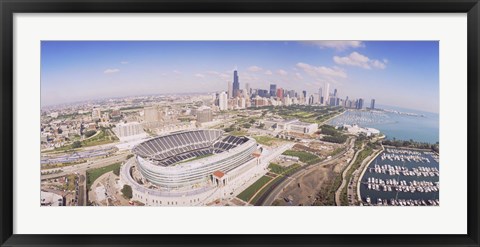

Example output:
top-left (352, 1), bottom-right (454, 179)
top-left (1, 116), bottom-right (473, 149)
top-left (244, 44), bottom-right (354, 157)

top-left (370, 99), bottom-right (375, 109)
top-left (276, 88), bottom-right (284, 99)
top-left (227, 81), bottom-right (232, 98)
top-left (270, 84), bottom-right (277, 97)
top-left (334, 88), bottom-right (337, 97)
top-left (325, 83), bottom-right (330, 105)
top-left (357, 98), bottom-right (364, 109)
top-left (233, 70), bottom-right (240, 97)
top-left (302, 90), bottom-right (307, 99)
top-left (219, 92), bottom-right (228, 111)
top-left (245, 83), bottom-right (250, 97)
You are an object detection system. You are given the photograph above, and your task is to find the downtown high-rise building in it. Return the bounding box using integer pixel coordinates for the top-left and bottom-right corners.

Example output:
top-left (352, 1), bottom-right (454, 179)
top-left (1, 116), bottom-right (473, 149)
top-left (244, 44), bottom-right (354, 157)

top-left (370, 99), bottom-right (375, 109)
top-left (357, 98), bottom-right (364, 109)
top-left (302, 90), bottom-right (307, 99)
top-left (233, 70), bottom-right (240, 97)
top-left (245, 83), bottom-right (250, 97)
top-left (270, 84), bottom-right (277, 97)
top-left (276, 88), bottom-right (284, 99)
top-left (324, 83), bottom-right (330, 105)
top-left (318, 88), bottom-right (323, 104)
top-left (218, 92), bottom-right (228, 111)
top-left (258, 89), bottom-right (269, 98)
top-left (227, 82), bottom-right (233, 98)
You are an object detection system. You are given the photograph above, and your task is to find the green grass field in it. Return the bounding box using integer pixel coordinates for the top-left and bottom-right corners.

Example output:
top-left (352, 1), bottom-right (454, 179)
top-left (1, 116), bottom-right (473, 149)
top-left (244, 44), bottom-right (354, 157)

top-left (82, 129), bottom-right (119, 147)
top-left (268, 163), bottom-right (301, 175)
top-left (282, 150), bottom-right (318, 163)
top-left (230, 130), bottom-right (248, 136)
top-left (86, 162), bottom-right (122, 190)
top-left (237, 176), bottom-right (273, 202)
top-left (175, 153), bottom-right (214, 164)
top-left (250, 176), bottom-right (283, 205)
top-left (253, 136), bottom-right (279, 146)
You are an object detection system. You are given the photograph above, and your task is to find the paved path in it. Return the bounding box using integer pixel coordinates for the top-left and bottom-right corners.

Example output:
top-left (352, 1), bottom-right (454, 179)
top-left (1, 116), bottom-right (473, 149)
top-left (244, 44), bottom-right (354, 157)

top-left (260, 137), bottom-right (355, 206)
top-left (335, 142), bottom-right (362, 206)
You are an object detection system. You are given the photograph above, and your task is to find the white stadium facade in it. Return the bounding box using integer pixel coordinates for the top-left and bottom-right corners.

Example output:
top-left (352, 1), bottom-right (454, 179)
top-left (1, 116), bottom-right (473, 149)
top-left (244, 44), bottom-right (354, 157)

top-left (120, 129), bottom-right (292, 206)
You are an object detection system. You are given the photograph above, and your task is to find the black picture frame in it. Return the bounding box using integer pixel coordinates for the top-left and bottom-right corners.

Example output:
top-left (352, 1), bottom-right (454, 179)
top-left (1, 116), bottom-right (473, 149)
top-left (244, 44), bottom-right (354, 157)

top-left (1, 0), bottom-right (479, 246)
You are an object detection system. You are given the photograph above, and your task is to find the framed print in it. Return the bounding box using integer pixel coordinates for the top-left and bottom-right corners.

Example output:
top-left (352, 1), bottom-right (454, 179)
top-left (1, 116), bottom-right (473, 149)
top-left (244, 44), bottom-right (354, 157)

top-left (1, 0), bottom-right (479, 246)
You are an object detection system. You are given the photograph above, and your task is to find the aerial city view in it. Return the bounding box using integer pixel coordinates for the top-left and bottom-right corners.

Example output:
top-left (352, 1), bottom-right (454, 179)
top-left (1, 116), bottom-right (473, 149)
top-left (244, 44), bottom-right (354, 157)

top-left (40, 41), bottom-right (439, 206)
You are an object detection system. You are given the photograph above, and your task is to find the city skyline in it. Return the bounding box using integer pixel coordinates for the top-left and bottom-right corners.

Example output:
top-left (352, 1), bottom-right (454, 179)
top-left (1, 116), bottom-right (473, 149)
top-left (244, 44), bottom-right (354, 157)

top-left (41, 41), bottom-right (439, 113)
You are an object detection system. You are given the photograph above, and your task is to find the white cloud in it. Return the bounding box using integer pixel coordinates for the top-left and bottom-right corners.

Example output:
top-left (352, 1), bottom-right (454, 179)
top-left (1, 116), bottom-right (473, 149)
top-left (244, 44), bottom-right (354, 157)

top-left (264, 70), bottom-right (273, 75)
top-left (333, 52), bottom-right (387, 69)
top-left (277, 69), bottom-right (288, 76)
top-left (299, 41), bottom-right (364, 50)
top-left (206, 71), bottom-right (230, 79)
top-left (371, 59), bottom-right (387, 69)
top-left (248, 66), bottom-right (263, 72)
top-left (296, 62), bottom-right (347, 78)
top-left (195, 73), bottom-right (205, 78)
top-left (295, 72), bottom-right (303, 80)
top-left (103, 68), bottom-right (120, 74)
top-left (120, 61), bottom-right (129, 65)
top-left (173, 70), bottom-right (181, 74)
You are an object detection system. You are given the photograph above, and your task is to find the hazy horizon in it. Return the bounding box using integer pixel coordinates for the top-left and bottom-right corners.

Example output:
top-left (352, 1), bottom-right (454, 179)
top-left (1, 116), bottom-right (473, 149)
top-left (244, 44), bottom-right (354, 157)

top-left (41, 41), bottom-right (439, 113)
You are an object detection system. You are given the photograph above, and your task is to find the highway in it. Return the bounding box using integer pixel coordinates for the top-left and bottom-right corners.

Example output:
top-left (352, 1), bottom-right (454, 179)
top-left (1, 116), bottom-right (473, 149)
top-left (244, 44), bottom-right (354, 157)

top-left (41, 152), bottom-right (131, 180)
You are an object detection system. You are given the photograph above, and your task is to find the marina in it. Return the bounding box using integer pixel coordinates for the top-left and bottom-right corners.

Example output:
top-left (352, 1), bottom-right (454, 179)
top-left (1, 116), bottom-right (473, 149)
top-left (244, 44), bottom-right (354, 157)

top-left (359, 147), bottom-right (439, 206)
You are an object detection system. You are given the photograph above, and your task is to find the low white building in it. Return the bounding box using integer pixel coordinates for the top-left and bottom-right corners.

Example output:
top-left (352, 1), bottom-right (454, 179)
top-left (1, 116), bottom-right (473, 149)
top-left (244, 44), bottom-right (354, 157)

top-left (264, 118), bottom-right (318, 134)
top-left (343, 124), bottom-right (380, 137)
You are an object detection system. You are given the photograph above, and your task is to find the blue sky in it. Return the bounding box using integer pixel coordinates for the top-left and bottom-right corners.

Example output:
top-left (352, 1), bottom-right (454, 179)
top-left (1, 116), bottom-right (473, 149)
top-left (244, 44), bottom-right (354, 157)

top-left (41, 41), bottom-right (439, 113)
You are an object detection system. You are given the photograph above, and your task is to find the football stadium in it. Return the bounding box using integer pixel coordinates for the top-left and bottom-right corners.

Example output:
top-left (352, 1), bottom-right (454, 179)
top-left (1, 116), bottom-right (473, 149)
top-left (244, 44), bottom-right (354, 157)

top-left (120, 129), bottom-right (290, 206)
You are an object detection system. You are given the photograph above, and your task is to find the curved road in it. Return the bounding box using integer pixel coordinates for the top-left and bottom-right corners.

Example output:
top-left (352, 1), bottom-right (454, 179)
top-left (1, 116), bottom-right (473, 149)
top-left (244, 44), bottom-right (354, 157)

top-left (259, 137), bottom-right (355, 206)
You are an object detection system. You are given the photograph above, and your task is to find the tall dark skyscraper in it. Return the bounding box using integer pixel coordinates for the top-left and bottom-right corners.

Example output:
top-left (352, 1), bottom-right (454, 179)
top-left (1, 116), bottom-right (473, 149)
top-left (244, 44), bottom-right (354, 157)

top-left (357, 98), bottom-right (364, 109)
top-left (370, 99), bottom-right (375, 109)
top-left (302, 90), bottom-right (307, 99)
top-left (270, 84), bottom-right (277, 97)
top-left (233, 70), bottom-right (240, 97)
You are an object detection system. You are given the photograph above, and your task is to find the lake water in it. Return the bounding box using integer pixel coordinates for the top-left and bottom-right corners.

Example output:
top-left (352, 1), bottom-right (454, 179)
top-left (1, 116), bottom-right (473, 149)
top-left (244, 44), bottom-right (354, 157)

top-left (327, 105), bottom-right (439, 144)
top-left (359, 147), bottom-right (439, 206)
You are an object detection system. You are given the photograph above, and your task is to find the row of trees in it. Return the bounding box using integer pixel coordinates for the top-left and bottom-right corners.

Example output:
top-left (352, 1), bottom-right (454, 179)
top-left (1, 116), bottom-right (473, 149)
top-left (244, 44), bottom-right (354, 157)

top-left (319, 125), bottom-right (348, 144)
top-left (382, 139), bottom-right (439, 153)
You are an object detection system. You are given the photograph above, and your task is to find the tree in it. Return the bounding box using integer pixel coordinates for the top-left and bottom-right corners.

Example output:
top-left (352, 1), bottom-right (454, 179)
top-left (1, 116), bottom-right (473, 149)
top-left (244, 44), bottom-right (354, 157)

top-left (243, 123), bottom-right (252, 129)
top-left (84, 130), bottom-right (97, 138)
top-left (113, 166), bottom-right (120, 176)
top-left (72, 141), bottom-right (82, 149)
top-left (57, 128), bottom-right (63, 134)
top-left (121, 185), bottom-right (133, 199)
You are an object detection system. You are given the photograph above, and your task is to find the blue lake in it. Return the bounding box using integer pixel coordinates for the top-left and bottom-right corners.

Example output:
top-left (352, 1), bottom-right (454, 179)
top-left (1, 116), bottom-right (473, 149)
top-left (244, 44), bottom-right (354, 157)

top-left (327, 105), bottom-right (439, 144)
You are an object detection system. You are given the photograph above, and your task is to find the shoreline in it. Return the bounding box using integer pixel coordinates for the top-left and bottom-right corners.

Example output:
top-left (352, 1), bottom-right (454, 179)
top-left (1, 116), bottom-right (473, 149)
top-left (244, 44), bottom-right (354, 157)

top-left (356, 145), bottom-right (384, 202)
top-left (326, 109), bottom-right (439, 145)
top-left (382, 145), bottom-right (436, 152)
